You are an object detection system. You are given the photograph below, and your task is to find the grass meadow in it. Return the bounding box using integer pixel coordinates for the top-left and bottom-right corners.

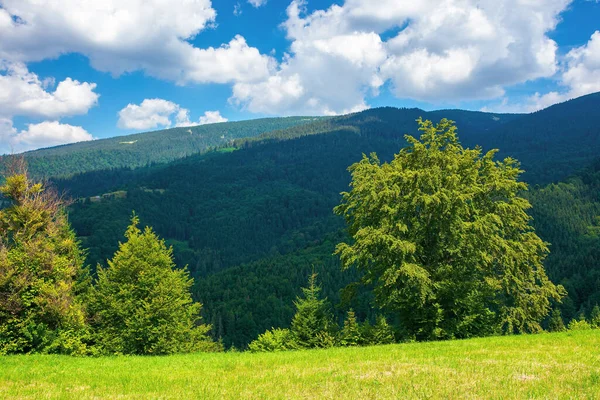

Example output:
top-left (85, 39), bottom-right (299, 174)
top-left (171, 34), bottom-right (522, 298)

top-left (1, 330), bottom-right (599, 399)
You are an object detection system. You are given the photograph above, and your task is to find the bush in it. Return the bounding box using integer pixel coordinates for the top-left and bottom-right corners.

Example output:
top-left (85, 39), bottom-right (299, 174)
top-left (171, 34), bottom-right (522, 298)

top-left (568, 318), bottom-right (591, 331)
top-left (248, 328), bottom-right (297, 352)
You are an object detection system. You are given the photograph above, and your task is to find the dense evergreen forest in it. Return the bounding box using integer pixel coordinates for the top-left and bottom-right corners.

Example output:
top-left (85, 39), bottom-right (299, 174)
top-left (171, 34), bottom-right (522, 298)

top-left (4, 93), bottom-right (599, 348)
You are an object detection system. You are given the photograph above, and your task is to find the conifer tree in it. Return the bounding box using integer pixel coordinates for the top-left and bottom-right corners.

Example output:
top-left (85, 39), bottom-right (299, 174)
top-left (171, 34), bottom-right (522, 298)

top-left (290, 272), bottom-right (335, 348)
top-left (90, 215), bottom-right (217, 355)
top-left (0, 164), bottom-right (89, 354)
top-left (371, 315), bottom-right (395, 345)
top-left (335, 118), bottom-right (565, 340)
top-left (339, 310), bottom-right (361, 346)
top-left (548, 308), bottom-right (566, 332)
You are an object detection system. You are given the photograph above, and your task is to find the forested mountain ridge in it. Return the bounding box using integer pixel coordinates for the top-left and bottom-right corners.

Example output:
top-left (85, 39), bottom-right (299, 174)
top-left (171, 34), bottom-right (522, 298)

top-left (0, 117), bottom-right (327, 179)
top-left (33, 92), bottom-right (600, 347)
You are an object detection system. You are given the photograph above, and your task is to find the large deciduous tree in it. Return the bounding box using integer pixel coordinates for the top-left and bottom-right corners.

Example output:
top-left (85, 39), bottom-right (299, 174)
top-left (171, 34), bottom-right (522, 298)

top-left (0, 164), bottom-right (90, 354)
top-left (335, 118), bottom-right (565, 340)
top-left (90, 215), bottom-right (217, 355)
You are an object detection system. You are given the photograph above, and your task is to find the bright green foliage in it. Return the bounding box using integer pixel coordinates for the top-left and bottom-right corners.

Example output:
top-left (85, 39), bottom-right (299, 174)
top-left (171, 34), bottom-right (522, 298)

top-left (248, 328), bottom-right (297, 352)
top-left (590, 305), bottom-right (600, 329)
top-left (90, 216), bottom-right (217, 355)
top-left (335, 118), bottom-right (565, 340)
top-left (568, 316), bottom-right (591, 331)
top-left (547, 309), bottom-right (566, 332)
top-left (0, 173), bottom-right (89, 355)
top-left (290, 273), bottom-right (336, 348)
top-left (339, 310), bottom-right (361, 346)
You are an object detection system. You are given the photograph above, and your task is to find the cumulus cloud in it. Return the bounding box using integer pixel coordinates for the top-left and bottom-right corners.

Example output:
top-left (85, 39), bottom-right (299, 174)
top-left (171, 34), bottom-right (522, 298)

top-left (0, 61), bottom-right (99, 119)
top-left (0, 119), bottom-right (93, 154)
top-left (118, 99), bottom-right (227, 130)
top-left (484, 30), bottom-right (600, 113)
top-left (0, 62), bottom-right (98, 154)
top-left (198, 111), bottom-right (228, 125)
top-left (231, 0), bottom-right (572, 115)
top-left (0, 0), bottom-right (273, 85)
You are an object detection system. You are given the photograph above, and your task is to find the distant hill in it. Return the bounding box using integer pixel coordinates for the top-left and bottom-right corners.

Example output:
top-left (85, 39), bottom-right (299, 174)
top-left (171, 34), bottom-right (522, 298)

top-left (1, 117), bottom-right (327, 179)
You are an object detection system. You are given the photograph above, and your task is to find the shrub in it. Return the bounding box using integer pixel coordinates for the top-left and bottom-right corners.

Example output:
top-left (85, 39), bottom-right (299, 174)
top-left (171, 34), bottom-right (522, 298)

top-left (248, 328), bottom-right (297, 352)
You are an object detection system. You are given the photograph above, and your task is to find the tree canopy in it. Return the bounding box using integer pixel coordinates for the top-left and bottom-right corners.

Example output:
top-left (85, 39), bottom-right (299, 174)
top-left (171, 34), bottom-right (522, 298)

top-left (335, 118), bottom-right (565, 340)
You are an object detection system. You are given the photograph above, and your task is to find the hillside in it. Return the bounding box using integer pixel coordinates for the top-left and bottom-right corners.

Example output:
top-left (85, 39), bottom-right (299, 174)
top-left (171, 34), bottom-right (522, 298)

top-left (1, 330), bottom-right (598, 399)
top-left (1, 117), bottom-right (326, 179)
top-left (37, 93), bottom-right (600, 347)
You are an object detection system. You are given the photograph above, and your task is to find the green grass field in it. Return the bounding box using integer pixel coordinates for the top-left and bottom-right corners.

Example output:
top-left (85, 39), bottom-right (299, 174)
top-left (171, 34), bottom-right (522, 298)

top-left (1, 330), bottom-right (599, 399)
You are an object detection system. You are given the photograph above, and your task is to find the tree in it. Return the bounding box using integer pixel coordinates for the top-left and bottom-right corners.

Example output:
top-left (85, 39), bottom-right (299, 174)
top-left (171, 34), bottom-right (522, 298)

top-left (335, 118), bottom-right (565, 340)
top-left (290, 272), bottom-right (336, 348)
top-left (547, 308), bottom-right (566, 332)
top-left (371, 316), bottom-right (395, 345)
top-left (339, 310), bottom-right (361, 346)
top-left (590, 305), bottom-right (600, 329)
top-left (0, 165), bottom-right (89, 354)
top-left (90, 215), bottom-right (217, 355)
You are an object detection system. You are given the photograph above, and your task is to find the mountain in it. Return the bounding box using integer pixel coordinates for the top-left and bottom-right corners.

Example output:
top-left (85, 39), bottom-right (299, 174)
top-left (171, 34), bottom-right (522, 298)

top-left (25, 92), bottom-right (600, 347)
top-left (1, 117), bottom-right (327, 179)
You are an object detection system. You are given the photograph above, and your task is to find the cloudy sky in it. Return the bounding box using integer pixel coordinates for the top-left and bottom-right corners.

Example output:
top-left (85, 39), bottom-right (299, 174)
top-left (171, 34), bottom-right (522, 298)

top-left (0, 0), bottom-right (599, 153)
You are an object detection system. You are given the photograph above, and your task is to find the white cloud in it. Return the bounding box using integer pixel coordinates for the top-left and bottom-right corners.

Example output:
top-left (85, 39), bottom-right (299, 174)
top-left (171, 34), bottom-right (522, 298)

top-left (118, 99), bottom-right (179, 130)
top-left (231, 0), bottom-right (572, 115)
top-left (198, 111), bottom-right (228, 125)
top-left (117, 99), bottom-right (227, 130)
top-left (484, 30), bottom-right (600, 113)
top-left (0, 61), bottom-right (99, 119)
top-left (248, 0), bottom-right (267, 7)
top-left (0, 120), bottom-right (93, 154)
top-left (0, 0), bottom-right (273, 85)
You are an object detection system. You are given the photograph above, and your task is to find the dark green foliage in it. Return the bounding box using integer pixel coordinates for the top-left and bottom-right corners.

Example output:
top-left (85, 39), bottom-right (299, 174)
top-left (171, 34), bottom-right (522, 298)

top-left (29, 94), bottom-right (600, 347)
top-left (335, 119), bottom-right (564, 340)
top-left (547, 309), bottom-right (566, 332)
top-left (0, 171), bottom-right (89, 355)
top-left (290, 273), bottom-right (336, 349)
top-left (89, 216), bottom-right (218, 355)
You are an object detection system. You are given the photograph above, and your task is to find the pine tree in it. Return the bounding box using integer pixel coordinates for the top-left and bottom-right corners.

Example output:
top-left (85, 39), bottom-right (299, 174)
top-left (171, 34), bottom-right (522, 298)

top-left (371, 315), bottom-right (395, 345)
top-left (335, 118), bottom-right (565, 340)
top-left (590, 305), bottom-right (600, 329)
top-left (290, 273), bottom-right (335, 348)
top-left (547, 308), bottom-right (566, 332)
top-left (90, 215), bottom-right (218, 355)
top-left (339, 310), bottom-right (361, 346)
top-left (0, 167), bottom-right (89, 354)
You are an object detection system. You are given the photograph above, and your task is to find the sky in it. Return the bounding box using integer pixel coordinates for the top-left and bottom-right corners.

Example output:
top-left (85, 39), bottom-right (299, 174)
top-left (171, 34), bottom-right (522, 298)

top-left (0, 0), bottom-right (599, 154)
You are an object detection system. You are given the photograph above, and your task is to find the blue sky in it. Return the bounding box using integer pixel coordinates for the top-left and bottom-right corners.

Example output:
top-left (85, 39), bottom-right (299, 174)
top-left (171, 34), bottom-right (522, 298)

top-left (0, 0), bottom-right (599, 153)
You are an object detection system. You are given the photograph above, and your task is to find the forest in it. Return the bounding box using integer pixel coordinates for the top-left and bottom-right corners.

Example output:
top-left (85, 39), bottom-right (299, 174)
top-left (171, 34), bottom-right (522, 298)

top-left (2, 93), bottom-right (600, 349)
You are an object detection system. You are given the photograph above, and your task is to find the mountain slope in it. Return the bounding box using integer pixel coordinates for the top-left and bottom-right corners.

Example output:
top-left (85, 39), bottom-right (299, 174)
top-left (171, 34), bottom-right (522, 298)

top-left (1, 117), bottom-right (326, 179)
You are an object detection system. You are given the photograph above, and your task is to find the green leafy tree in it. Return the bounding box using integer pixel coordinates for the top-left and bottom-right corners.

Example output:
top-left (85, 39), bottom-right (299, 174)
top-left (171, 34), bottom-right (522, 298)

top-left (590, 305), bottom-right (600, 329)
top-left (0, 167), bottom-right (89, 354)
top-left (547, 308), bottom-right (566, 332)
top-left (335, 118), bottom-right (565, 340)
top-left (290, 273), bottom-right (336, 348)
top-left (339, 310), bottom-right (361, 346)
top-left (90, 215), bottom-right (217, 355)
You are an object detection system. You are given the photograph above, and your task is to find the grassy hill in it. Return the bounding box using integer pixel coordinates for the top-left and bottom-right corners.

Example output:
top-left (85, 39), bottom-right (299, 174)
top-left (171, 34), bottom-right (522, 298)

top-left (1, 330), bottom-right (598, 399)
